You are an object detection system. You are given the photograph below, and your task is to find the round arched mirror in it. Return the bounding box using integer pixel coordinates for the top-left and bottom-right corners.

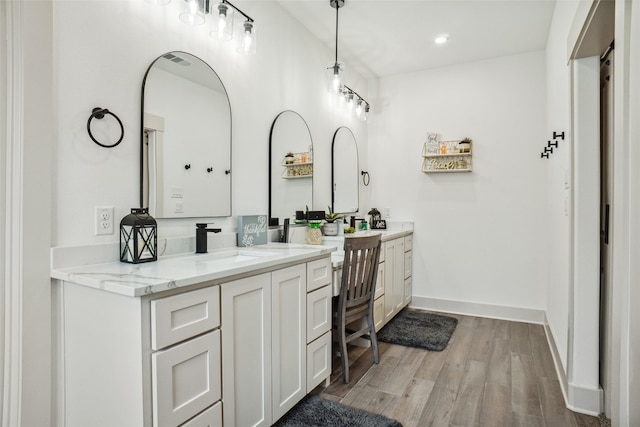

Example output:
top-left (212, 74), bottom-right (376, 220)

top-left (332, 126), bottom-right (359, 214)
top-left (141, 51), bottom-right (232, 218)
top-left (269, 111), bottom-right (314, 224)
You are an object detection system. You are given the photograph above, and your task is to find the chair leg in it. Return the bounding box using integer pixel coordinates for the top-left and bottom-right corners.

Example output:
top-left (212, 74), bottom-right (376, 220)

top-left (339, 323), bottom-right (350, 383)
top-left (368, 313), bottom-right (379, 364)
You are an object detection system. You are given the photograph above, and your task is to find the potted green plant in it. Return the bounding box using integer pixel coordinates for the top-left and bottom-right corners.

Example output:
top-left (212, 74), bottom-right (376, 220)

top-left (322, 206), bottom-right (342, 236)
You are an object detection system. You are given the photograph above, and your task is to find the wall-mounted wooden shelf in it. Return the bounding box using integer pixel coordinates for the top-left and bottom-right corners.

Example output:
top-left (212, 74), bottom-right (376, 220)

top-left (422, 141), bottom-right (472, 173)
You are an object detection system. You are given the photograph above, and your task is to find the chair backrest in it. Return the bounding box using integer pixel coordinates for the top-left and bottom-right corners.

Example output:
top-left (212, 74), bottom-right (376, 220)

top-left (338, 234), bottom-right (382, 322)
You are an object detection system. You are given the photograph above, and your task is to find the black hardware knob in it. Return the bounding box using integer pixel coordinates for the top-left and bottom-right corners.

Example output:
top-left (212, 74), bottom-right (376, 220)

top-left (207, 167), bottom-right (213, 173)
top-left (185, 164), bottom-right (191, 170)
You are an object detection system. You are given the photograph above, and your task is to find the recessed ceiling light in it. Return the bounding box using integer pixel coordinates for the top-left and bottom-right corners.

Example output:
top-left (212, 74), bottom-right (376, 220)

top-left (435, 34), bottom-right (449, 45)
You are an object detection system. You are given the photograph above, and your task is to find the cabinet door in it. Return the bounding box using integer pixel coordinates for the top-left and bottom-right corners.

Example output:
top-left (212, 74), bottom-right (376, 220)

top-left (306, 331), bottom-right (332, 392)
top-left (221, 273), bottom-right (272, 427)
top-left (404, 250), bottom-right (412, 280)
top-left (307, 285), bottom-right (332, 343)
top-left (272, 265), bottom-right (307, 422)
top-left (384, 238), bottom-right (405, 322)
top-left (404, 277), bottom-right (412, 306)
top-left (152, 330), bottom-right (221, 427)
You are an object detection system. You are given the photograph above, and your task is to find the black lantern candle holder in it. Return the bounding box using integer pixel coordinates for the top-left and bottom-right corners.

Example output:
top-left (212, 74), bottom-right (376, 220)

top-left (120, 208), bottom-right (157, 264)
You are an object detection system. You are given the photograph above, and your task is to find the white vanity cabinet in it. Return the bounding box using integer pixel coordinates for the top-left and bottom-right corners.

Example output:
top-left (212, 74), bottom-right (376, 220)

top-left (305, 259), bottom-right (333, 392)
top-left (54, 249), bottom-right (333, 427)
top-left (384, 237), bottom-right (406, 323)
top-left (221, 257), bottom-right (332, 427)
top-left (59, 282), bottom-right (222, 427)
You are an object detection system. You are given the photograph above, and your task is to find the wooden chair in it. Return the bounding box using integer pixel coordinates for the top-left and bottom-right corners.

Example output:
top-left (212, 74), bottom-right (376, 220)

top-left (334, 234), bottom-right (382, 383)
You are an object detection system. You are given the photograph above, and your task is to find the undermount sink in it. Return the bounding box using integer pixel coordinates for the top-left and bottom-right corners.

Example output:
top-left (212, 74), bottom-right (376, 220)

top-left (193, 249), bottom-right (281, 263)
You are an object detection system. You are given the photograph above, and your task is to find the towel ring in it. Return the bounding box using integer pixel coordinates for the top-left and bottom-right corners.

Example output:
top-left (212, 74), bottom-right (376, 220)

top-left (87, 107), bottom-right (124, 148)
top-left (361, 170), bottom-right (370, 186)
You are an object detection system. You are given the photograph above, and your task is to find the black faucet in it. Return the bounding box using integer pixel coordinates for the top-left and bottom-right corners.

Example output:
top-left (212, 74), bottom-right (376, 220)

top-left (195, 223), bottom-right (222, 253)
top-left (281, 218), bottom-right (290, 243)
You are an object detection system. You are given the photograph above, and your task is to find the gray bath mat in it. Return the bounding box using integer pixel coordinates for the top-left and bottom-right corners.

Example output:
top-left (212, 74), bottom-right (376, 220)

top-left (273, 395), bottom-right (403, 427)
top-left (376, 308), bottom-right (457, 351)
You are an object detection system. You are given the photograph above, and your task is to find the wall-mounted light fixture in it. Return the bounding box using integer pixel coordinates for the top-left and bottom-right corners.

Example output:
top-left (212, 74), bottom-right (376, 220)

top-left (148, 0), bottom-right (257, 55)
top-left (326, 0), bottom-right (370, 121)
top-left (342, 85), bottom-right (370, 121)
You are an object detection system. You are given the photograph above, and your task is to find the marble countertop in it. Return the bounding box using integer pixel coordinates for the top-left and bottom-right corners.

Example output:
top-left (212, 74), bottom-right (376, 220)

top-left (51, 243), bottom-right (335, 297)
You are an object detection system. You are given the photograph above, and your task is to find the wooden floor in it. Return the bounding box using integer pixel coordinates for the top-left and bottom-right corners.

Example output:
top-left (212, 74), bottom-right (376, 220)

top-left (319, 311), bottom-right (603, 427)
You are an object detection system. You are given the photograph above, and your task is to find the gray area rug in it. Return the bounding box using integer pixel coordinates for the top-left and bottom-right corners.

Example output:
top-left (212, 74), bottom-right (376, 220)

top-left (376, 308), bottom-right (457, 351)
top-left (273, 395), bottom-right (403, 427)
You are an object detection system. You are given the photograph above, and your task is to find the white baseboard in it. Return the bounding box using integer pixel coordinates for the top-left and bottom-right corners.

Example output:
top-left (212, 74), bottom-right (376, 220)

top-left (410, 296), bottom-right (545, 324)
top-left (543, 316), bottom-right (603, 416)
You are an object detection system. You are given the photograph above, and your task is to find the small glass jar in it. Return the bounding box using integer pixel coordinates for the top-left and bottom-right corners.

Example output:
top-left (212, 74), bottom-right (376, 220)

top-left (307, 221), bottom-right (323, 245)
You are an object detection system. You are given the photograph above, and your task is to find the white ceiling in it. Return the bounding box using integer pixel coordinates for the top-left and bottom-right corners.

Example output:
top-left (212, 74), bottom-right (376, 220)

top-left (275, 0), bottom-right (557, 79)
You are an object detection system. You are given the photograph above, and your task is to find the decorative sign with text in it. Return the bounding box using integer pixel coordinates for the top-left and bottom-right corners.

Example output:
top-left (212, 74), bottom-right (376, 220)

top-left (237, 215), bottom-right (268, 247)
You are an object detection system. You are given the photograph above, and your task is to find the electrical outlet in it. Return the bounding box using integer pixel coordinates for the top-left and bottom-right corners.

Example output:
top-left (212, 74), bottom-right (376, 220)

top-left (95, 206), bottom-right (114, 235)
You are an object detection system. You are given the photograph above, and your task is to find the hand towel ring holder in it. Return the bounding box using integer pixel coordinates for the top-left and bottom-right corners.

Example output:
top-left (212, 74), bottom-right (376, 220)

top-left (87, 107), bottom-right (124, 148)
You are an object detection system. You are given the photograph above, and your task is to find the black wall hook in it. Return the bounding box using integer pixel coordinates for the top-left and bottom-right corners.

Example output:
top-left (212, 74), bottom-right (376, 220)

top-left (548, 140), bottom-right (558, 148)
top-left (87, 107), bottom-right (124, 148)
top-left (544, 147), bottom-right (554, 154)
top-left (541, 152), bottom-right (550, 159)
top-left (553, 131), bottom-right (565, 140)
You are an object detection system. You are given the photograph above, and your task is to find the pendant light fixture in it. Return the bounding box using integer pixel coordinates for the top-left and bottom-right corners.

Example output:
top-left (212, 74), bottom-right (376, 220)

top-left (326, 0), bottom-right (370, 121)
top-left (327, 0), bottom-right (346, 94)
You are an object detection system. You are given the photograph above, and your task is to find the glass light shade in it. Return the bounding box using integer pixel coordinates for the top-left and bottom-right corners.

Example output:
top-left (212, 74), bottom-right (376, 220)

top-left (237, 21), bottom-right (257, 55)
top-left (354, 99), bottom-right (364, 119)
top-left (326, 61), bottom-right (345, 93)
top-left (179, 0), bottom-right (205, 26)
top-left (345, 92), bottom-right (354, 113)
top-left (363, 104), bottom-right (370, 121)
top-left (209, 2), bottom-right (234, 41)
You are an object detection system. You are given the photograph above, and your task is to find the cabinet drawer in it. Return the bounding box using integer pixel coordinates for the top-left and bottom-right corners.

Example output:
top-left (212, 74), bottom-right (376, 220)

top-left (152, 330), bottom-right (221, 427)
top-left (307, 331), bottom-right (331, 393)
top-left (151, 286), bottom-right (220, 350)
top-left (307, 257), bottom-right (332, 292)
top-left (404, 235), bottom-right (413, 252)
top-left (404, 251), bottom-right (412, 280)
top-left (180, 401), bottom-right (222, 427)
top-left (307, 285), bottom-right (332, 343)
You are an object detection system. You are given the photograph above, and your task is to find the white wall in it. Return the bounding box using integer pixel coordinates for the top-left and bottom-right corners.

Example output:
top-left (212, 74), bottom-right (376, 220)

top-left (544, 0), bottom-right (579, 373)
top-left (368, 51), bottom-right (548, 320)
top-left (52, 0), bottom-right (369, 247)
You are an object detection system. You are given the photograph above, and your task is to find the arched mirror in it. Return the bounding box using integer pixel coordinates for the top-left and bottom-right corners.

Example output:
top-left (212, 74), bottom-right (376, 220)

top-left (332, 126), bottom-right (359, 214)
top-left (269, 111), bottom-right (313, 224)
top-left (140, 51), bottom-right (231, 218)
